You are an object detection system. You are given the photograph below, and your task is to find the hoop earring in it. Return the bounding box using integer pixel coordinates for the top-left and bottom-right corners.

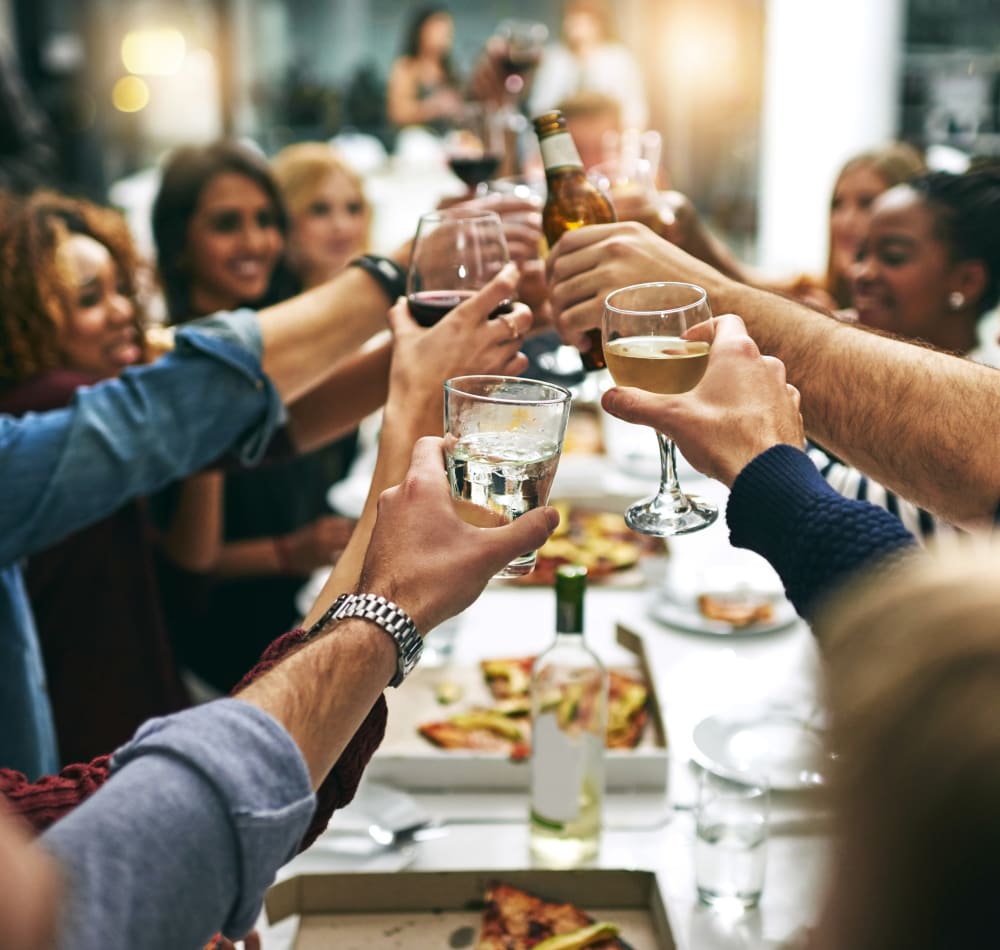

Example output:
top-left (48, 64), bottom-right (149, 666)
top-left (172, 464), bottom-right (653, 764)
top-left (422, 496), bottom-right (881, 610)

top-left (948, 291), bottom-right (965, 311)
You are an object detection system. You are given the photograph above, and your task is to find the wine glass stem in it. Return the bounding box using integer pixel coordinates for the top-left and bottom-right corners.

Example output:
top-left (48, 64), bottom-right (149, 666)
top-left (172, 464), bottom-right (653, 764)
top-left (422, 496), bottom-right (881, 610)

top-left (656, 430), bottom-right (690, 512)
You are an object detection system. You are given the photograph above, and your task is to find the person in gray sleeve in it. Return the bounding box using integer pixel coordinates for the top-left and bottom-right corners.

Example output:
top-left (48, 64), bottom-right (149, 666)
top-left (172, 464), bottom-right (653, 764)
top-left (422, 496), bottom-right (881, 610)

top-left (0, 436), bottom-right (559, 950)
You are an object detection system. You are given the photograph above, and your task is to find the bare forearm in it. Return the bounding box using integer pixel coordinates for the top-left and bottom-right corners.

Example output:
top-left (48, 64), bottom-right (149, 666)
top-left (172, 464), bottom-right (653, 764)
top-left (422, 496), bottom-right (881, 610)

top-left (303, 399), bottom-right (440, 627)
top-left (712, 279), bottom-right (1000, 527)
top-left (236, 620), bottom-right (396, 788)
top-left (258, 269), bottom-right (389, 404)
top-left (159, 473), bottom-right (224, 571)
top-left (286, 338), bottom-right (392, 453)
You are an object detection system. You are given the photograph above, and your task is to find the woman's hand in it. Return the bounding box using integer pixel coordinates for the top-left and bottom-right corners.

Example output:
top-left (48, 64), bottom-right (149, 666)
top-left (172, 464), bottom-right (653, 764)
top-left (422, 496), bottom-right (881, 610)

top-left (601, 314), bottom-right (804, 487)
top-left (386, 261), bottom-right (531, 416)
top-left (277, 515), bottom-right (357, 574)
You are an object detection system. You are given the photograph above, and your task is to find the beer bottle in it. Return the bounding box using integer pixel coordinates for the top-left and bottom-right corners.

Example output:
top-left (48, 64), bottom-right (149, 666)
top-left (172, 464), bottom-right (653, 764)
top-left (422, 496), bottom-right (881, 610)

top-left (533, 110), bottom-right (616, 371)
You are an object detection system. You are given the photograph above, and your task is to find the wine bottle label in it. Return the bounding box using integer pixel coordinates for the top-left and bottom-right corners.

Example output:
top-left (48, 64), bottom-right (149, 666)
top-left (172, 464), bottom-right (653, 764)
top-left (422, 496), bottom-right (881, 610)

top-left (530, 713), bottom-right (594, 823)
top-left (540, 132), bottom-right (583, 172)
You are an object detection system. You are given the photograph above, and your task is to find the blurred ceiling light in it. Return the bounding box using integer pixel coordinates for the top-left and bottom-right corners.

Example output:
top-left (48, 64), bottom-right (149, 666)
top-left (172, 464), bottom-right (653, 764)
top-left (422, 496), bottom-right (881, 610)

top-left (121, 27), bottom-right (186, 76)
top-left (112, 75), bottom-right (151, 113)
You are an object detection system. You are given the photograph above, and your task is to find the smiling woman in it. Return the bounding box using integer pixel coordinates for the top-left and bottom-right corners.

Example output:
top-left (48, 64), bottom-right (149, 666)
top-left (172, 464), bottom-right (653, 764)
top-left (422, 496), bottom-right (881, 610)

top-left (0, 190), bottom-right (191, 764)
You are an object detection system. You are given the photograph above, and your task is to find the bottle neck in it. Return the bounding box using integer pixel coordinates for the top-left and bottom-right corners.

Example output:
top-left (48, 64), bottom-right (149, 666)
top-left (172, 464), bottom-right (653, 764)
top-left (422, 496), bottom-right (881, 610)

top-left (539, 131), bottom-right (583, 173)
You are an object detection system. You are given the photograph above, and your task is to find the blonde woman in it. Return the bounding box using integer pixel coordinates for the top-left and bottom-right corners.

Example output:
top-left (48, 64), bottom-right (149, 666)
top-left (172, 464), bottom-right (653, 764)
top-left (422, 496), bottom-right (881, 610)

top-left (272, 143), bottom-right (372, 288)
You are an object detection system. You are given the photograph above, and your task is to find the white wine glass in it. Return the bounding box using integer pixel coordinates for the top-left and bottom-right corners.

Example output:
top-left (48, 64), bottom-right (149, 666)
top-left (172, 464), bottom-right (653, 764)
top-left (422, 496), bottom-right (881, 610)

top-left (603, 281), bottom-right (717, 536)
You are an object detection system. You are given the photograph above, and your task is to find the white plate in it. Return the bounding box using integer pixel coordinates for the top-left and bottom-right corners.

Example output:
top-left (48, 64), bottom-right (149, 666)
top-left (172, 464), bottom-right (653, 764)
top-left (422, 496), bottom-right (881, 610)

top-left (649, 591), bottom-right (799, 637)
top-left (691, 705), bottom-right (827, 790)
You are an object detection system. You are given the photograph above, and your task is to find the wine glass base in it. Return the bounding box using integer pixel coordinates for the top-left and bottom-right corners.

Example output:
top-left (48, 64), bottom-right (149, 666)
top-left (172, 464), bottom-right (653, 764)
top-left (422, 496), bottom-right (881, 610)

top-left (625, 493), bottom-right (718, 537)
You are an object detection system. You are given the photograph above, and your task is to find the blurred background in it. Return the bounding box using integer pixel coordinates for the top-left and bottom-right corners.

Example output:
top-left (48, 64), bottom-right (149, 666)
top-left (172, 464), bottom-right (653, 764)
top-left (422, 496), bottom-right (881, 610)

top-left (3, 0), bottom-right (999, 274)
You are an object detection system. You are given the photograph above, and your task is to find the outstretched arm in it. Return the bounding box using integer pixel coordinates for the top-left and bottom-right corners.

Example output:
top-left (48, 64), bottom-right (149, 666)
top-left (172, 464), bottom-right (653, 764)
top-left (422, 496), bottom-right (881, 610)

top-left (602, 314), bottom-right (916, 620)
top-left (548, 222), bottom-right (1000, 528)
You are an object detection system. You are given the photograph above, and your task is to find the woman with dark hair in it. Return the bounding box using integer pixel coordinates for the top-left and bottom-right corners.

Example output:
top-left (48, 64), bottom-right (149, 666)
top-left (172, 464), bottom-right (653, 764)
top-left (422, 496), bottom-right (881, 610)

top-left (387, 5), bottom-right (463, 134)
top-left (152, 140), bottom-right (360, 694)
top-left (152, 140), bottom-right (295, 321)
top-left (0, 190), bottom-right (186, 764)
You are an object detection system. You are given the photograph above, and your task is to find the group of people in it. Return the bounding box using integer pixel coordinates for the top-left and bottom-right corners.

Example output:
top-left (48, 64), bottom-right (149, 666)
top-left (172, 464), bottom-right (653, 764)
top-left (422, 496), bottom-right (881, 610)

top-left (2, 8), bottom-right (1000, 947)
top-left (387, 0), bottom-right (647, 140)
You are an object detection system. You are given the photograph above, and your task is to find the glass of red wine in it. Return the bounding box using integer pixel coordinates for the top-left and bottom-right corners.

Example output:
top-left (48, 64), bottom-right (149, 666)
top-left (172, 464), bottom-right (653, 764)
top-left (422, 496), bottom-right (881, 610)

top-left (407, 209), bottom-right (511, 327)
top-left (445, 102), bottom-right (505, 196)
top-left (495, 19), bottom-right (548, 100)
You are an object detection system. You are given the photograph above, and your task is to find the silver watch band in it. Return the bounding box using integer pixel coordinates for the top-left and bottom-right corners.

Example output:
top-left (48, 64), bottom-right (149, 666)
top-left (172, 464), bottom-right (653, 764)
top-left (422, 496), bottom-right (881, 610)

top-left (306, 592), bottom-right (422, 687)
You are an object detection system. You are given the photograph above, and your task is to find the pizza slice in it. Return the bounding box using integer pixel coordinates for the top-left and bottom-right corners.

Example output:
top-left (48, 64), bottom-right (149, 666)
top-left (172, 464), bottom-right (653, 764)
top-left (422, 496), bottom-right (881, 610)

top-left (697, 592), bottom-right (775, 628)
top-left (418, 710), bottom-right (531, 760)
top-left (476, 882), bottom-right (626, 949)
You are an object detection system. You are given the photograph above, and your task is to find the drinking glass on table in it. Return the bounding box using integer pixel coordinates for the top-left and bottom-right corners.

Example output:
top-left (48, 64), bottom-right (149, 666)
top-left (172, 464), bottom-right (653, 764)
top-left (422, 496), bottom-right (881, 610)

top-left (444, 375), bottom-right (571, 578)
top-left (407, 209), bottom-right (511, 327)
top-left (602, 281), bottom-right (717, 536)
top-left (695, 770), bottom-right (770, 910)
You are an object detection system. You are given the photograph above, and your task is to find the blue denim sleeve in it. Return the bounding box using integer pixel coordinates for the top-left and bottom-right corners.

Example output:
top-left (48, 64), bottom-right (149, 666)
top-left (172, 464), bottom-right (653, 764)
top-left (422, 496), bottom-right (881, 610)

top-left (0, 309), bottom-right (286, 564)
top-left (41, 699), bottom-right (316, 950)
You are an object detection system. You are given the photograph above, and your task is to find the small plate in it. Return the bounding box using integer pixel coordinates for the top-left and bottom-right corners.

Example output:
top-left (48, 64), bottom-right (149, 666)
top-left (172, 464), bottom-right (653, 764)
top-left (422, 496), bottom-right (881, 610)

top-left (692, 705), bottom-right (827, 790)
top-left (649, 592), bottom-right (799, 637)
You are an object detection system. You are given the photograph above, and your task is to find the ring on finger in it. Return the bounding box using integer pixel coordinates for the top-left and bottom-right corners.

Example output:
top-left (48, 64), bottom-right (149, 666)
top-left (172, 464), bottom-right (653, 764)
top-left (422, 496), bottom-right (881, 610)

top-left (499, 311), bottom-right (522, 341)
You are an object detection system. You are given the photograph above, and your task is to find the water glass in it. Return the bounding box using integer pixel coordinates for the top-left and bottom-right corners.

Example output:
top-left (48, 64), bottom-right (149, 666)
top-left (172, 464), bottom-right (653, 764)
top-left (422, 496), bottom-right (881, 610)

top-left (694, 770), bottom-right (769, 910)
top-left (443, 375), bottom-right (571, 578)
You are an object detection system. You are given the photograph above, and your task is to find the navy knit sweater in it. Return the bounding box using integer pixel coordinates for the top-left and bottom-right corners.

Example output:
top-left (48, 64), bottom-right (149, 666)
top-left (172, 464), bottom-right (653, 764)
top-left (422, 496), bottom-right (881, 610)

top-left (726, 445), bottom-right (917, 621)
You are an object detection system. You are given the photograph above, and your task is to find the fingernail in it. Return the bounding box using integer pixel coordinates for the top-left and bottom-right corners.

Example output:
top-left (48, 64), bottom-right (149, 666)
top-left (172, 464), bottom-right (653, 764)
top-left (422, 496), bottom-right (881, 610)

top-left (543, 506), bottom-right (561, 531)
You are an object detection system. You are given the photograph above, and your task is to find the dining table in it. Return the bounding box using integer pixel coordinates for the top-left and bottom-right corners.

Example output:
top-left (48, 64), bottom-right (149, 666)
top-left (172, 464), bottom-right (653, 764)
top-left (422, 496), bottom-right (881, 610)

top-left (259, 430), bottom-right (833, 949)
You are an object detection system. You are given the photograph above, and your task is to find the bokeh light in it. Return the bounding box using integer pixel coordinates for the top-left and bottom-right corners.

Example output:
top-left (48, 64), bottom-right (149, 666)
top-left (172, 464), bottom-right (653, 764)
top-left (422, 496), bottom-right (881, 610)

top-left (112, 75), bottom-right (151, 113)
top-left (121, 28), bottom-right (187, 76)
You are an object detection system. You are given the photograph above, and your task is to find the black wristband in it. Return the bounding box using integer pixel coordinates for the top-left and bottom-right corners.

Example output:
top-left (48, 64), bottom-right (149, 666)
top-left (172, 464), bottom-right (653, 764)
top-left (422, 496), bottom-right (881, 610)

top-left (349, 254), bottom-right (407, 302)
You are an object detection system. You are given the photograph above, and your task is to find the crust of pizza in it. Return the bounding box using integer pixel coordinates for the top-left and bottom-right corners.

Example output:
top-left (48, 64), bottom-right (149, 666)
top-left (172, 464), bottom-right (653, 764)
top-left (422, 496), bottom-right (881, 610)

top-left (476, 882), bottom-right (625, 949)
top-left (697, 592), bottom-right (775, 628)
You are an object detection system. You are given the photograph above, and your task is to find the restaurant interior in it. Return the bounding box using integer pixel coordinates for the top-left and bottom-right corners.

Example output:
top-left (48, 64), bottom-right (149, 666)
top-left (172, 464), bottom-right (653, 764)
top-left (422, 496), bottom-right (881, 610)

top-left (3, 0), bottom-right (1000, 948)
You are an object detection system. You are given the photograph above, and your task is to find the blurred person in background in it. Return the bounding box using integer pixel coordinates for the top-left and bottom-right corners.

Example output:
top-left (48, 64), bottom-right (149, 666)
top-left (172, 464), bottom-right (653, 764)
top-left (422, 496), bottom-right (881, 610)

top-left (607, 143), bottom-right (926, 311)
top-left (151, 140), bottom-right (364, 694)
top-left (529, 0), bottom-right (648, 131)
top-left (0, 41), bottom-right (58, 194)
top-left (271, 143), bottom-right (372, 289)
top-left (387, 5), bottom-right (464, 136)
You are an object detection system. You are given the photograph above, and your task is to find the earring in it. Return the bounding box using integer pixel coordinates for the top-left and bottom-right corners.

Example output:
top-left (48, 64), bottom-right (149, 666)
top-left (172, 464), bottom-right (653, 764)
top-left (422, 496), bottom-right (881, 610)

top-left (948, 291), bottom-right (965, 310)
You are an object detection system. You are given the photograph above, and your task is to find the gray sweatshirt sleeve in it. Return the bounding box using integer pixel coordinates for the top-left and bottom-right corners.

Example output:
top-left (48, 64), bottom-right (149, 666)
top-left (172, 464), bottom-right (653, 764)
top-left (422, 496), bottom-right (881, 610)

top-left (40, 699), bottom-right (316, 949)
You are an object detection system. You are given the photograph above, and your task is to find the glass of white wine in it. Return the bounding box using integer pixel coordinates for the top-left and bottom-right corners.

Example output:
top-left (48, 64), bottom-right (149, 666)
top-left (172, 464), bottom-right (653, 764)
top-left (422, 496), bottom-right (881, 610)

top-left (444, 375), bottom-right (571, 577)
top-left (603, 281), bottom-right (717, 536)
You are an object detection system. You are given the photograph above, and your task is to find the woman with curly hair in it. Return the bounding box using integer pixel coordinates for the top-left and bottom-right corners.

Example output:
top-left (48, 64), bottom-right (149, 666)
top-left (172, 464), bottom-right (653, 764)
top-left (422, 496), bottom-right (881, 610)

top-left (0, 190), bottom-right (188, 764)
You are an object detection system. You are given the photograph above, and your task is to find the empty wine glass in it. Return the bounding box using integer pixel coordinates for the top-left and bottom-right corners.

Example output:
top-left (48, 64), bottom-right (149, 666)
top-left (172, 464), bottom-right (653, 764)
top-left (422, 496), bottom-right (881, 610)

top-left (602, 281), bottom-right (717, 536)
top-left (406, 209), bottom-right (511, 327)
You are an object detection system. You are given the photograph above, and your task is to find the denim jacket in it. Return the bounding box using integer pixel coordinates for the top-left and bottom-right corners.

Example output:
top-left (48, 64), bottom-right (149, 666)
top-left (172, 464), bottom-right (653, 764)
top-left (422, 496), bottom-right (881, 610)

top-left (0, 310), bottom-right (285, 778)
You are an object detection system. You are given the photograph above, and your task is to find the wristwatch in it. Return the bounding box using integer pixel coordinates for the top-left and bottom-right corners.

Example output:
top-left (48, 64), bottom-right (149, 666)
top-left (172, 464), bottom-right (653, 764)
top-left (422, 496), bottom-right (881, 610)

top-left (306, 592), bottom-right (422, 688)
top-left (348, 254), bottom-right (407, 302)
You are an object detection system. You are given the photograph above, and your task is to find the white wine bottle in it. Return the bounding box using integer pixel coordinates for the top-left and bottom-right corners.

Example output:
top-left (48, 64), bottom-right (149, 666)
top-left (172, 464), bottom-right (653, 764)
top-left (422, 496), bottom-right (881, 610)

top-left (533, 110), bottom-right (616, 372)
top-left (529, 565), bottom-right (608, 867)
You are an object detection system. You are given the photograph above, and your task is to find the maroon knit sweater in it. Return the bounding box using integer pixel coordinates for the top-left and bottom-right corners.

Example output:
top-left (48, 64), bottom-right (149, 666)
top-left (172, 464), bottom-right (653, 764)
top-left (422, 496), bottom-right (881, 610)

top-left (0, 627), bottom-right (388, 852)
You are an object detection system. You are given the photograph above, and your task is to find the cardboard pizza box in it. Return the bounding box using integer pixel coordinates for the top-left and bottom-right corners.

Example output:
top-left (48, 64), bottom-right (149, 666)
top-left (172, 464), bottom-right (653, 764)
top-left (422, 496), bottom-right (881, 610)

top-left (368, 626), bottom-right (668, 791)
top-left (266, 868), bottom-right (676, 949)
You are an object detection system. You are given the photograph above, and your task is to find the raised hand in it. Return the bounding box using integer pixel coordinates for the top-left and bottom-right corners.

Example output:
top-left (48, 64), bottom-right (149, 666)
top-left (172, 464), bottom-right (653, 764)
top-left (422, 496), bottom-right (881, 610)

top-left (546, 221), bottom-right (723, 353)
top-left (602, 314), bottom-right (804, 487)
top-left (359, 436), bottom-right (559, 632)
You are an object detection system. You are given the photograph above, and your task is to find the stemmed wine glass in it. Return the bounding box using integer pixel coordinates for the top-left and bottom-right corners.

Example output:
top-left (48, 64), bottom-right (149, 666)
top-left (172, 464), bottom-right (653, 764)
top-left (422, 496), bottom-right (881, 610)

top-left (602, 281), bottom-right (717, 536)
top-left (406, 208), bottom-right (511, 327)
top-left (494, 19), bottom-right (548, 101)
top-left (444, 102), bottom-right (505, 196)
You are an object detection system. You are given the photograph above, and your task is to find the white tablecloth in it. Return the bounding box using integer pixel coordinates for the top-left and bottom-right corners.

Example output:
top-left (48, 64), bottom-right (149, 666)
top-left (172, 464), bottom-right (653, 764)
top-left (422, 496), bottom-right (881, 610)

top-left (264, 466), bottom-right (830, 949)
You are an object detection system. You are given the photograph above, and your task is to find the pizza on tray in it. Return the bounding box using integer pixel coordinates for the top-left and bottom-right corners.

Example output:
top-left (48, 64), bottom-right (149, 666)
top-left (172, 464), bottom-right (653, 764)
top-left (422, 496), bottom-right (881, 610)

top-left (507, 503), bottom-right (666, 586)
top-left (477, 882), bottom-right (627, 949)
top-left (417, 658), bottom-right (650, 757)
